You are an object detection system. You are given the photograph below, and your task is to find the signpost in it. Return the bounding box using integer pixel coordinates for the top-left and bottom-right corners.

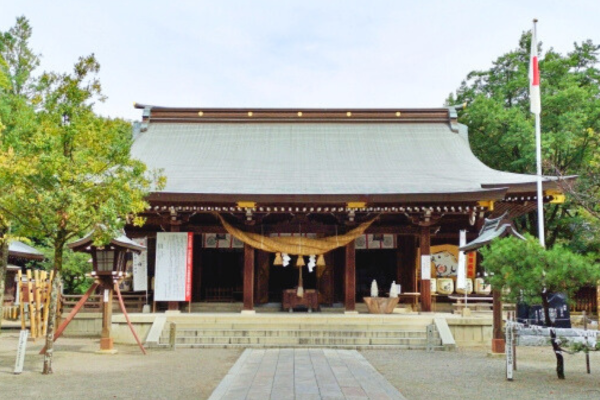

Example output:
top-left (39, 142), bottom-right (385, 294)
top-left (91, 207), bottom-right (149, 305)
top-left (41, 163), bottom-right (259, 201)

top-left (132, 237), bottom-right (148, 292)
top-left (14, 330), bottom-right (29, 374)
top-left (155, 232), bottom-right (193, 302)
top-left (506, 316), bottom-right (514, 381)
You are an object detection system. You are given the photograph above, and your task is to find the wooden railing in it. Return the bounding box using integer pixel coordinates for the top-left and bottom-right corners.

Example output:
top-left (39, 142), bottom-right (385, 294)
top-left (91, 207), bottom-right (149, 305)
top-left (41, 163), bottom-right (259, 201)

top-left (61, 293), bottom-right (148, 313)
top-left (204, 287), bottom-right (234, 302)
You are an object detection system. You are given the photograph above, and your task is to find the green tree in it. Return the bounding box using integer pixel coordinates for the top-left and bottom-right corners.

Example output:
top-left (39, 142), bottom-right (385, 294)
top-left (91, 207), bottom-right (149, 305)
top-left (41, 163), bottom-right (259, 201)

top-left (448, 33), bottom-right (600, 248)
top-left (480, 236), bottom-right (600, 379)
top-left (38, 246), bottom-right (93, 294)
top-left (0, 16), bottom-right (40, 328)
top-left (0, 17), bottom-right (162, 374)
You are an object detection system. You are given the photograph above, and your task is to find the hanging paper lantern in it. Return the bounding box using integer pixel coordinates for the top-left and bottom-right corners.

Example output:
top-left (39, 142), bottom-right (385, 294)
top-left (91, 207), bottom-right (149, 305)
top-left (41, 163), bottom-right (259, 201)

top-left (273, 252), bottom-right (283, 266)
top-left (317, 254), bottom-right (326, 266)
top-left (296, 255), bottom-right (305, 267)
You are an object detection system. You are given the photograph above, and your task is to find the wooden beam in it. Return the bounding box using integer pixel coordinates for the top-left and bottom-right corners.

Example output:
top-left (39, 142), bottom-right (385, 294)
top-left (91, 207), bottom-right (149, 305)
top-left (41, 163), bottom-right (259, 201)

top-left (243, 244), bottom-right (255, 311)
top-left (345, 241), bottom-right (356, 312)
top-left (492, 289), bottom-right (505, 353)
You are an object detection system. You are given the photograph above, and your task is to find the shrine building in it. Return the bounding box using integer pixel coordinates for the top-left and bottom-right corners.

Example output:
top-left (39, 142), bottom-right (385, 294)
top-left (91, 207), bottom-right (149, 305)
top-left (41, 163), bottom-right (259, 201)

top-left (125, 105), bottom-right (565, 313)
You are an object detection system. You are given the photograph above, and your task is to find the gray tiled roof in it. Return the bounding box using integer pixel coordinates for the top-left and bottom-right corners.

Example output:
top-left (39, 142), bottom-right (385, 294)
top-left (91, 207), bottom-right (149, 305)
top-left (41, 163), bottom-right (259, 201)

top-left (68, 233), bottom-right (146, 253)
top-left (131, 122), bottom-right (548, 196)
top-left (460, 213), bottom-right (526, 252)
top-left (9, 240), bottom-right (44, 260)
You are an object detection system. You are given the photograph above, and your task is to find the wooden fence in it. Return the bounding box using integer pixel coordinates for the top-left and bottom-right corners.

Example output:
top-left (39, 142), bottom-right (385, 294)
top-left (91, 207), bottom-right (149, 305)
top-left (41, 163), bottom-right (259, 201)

top-left (61, 293), bottom-right (148, 313)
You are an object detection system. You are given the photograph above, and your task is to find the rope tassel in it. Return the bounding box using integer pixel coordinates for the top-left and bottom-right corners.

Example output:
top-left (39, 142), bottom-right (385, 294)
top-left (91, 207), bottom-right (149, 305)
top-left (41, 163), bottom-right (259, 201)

top-left (297, 266), bottom-right (304, 298)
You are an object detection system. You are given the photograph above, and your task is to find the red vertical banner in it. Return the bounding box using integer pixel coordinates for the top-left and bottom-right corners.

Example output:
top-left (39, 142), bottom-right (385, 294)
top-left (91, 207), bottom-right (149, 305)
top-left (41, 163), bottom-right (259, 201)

top-left (466, 252), bottom-right (477, 278)
top-left (185, 232), bottom-right (193, 302)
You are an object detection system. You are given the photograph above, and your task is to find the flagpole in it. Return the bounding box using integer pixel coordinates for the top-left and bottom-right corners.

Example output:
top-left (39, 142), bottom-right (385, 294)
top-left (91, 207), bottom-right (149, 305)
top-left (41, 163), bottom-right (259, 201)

top-left (535, 112), bottom-right (545, 248)
top-left (531, 18), bottom-right (545, 248)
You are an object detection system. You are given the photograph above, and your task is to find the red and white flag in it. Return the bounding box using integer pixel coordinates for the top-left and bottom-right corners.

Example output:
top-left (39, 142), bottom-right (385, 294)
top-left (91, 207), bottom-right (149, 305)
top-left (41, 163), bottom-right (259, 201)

top-left (529, 21), bottom-right (541, 114)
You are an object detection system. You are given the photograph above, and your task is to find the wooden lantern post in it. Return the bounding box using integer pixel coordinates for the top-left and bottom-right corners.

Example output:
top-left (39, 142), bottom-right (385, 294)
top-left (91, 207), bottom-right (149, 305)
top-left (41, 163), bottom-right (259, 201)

top-left (42, 234), bottom-right (148, 355)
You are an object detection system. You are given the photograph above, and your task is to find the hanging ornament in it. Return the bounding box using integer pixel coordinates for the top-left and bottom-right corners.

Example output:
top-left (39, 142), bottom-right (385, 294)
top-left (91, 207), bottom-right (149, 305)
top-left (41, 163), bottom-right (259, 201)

top-left (296, 255), bottom-right (305, 267)
top-left (317, 254), bottom-right (326, 267)
top-left (307, 255), bottom-right (316, 272)
top-left (297, 265), bottom-right (304, 298)
top-left (273, 252), bottom-right (283, 266)
top-left (282, 253), bottom-right (291, 267)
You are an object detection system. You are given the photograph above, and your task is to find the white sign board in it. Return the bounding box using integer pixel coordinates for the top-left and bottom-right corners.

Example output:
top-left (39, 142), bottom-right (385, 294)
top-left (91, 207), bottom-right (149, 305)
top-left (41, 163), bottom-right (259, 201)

top-left (456, 230), bottom-right (467, 289)
top-left (155, 232), bottom-right (193, 301)
top-left (506, 322), bottom-right (514, 381)
top-left (14, 329), bottom-right (29, 374)
top-left (132, 237), bottom-right (148, 292)
top-left (421, 255), bottom-right (431, 279)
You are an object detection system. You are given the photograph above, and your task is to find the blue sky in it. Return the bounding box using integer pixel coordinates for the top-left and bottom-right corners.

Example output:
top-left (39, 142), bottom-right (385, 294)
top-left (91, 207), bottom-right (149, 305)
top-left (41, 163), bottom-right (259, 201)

top-left (2, 1), bottom-right (599, 121)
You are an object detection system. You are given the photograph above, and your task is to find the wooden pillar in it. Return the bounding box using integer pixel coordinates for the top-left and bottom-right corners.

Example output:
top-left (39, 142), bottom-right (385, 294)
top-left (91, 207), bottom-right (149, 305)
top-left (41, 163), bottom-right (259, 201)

top-left (344, 241), bottom-right (356, 312)
top-left (99, 279), bottom-right (114, 351)
top-left (398, 235), bottom-right (417, 293)
top-left (317, 252), bottom-right (335, 305)
top-left (492, 289), bottom-right (505, 353)
top-left (243, 244), bottom-right (255, 311)
top-left (255, 250), bottom-right (270, 304)
top-left (419, 226), bottom-right (432, 312)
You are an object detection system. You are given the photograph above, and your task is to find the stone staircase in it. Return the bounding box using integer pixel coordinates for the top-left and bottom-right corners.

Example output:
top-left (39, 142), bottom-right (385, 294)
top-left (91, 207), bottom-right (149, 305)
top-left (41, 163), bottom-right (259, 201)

top-left (154, 313), bottom-right (454, 351)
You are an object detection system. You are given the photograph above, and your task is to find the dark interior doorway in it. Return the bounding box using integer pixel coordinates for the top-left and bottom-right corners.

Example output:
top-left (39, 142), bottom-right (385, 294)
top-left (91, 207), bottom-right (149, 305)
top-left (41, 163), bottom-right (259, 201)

top-left (269, 256), bottom-right (317, 302)
top-left (199, 249), bottom-right (243, 301)
top-left (356, 250), bottom-right (397, 301)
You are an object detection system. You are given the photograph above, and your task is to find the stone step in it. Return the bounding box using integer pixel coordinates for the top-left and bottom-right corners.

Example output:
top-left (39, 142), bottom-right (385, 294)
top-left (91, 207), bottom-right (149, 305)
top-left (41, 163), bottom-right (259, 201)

top-left (158, 343), bottom-right (446, 350)
top-left (160, 336), bottom-right (439, 347)
top-left (162, 328), bottom-right (432, 334)
top-left (161, 331), bottom-right (439, 342)
top-left (163, 319), bottom-right (434, 328)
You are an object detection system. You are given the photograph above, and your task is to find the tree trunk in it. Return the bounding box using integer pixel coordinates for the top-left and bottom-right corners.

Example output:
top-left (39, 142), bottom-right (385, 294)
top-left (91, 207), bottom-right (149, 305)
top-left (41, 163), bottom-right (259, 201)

top-left (42, 237), bottom-right (64, 375)
top-left (0, 235), bottom-right (8, 333)
top-left (542, 291), bottom-right (565, 379)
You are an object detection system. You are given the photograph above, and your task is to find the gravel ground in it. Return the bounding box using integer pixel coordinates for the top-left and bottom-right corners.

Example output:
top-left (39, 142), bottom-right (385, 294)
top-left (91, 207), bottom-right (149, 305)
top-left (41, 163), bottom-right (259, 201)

top-left (0, 332), bottom-right (242, 400)
top-left (363, 347), bottom-right (600, 400)
top-left (1, 331), bottom-right (600, 400)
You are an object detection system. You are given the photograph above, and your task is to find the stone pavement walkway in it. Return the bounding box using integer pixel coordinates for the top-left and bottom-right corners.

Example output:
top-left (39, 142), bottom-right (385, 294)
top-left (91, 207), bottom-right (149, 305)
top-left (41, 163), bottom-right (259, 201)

top-left (208, 348), bottom-right (406, 400)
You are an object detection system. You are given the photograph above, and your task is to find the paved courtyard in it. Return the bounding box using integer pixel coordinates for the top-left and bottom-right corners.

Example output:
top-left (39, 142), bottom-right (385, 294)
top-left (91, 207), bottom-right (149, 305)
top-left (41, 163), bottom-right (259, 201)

top-left (209, 349), bottom-right (405, 400)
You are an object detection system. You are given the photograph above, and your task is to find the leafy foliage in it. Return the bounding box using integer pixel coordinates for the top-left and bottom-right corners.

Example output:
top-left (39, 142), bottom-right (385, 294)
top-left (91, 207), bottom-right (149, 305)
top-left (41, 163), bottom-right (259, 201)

top-left (448, 33), bottom-right (600, 248)
top-left (0, 16), bottom-right (42, 328)
top-left (38, 246), bottom-right (93, 294)
top-left (0, 16), bottom-right (163, 372)
top-left (480, 235), bottom-right (600, 305)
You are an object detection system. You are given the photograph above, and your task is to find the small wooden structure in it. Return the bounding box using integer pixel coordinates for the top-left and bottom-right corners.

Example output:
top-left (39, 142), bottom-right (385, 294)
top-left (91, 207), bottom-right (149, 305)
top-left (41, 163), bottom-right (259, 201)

top-left (3, 240), bottom-right (45, 311)
top-left (282, 289), bottom-right (318, 312)
top-left (42, 234), bottom-right (147, 355)
top-left (16, 269), bottom-right (54, 340)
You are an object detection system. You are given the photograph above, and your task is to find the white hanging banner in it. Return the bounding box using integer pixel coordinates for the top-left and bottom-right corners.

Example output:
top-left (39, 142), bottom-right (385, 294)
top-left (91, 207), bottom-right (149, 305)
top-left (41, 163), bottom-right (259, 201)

top-left (155, 232), bottom-right (194, 301)
top-left (132, 237), bottom-right (148, 292)
top-left (421, 255), bottom-right (431, 279)
top-left (456, 230), bottom-right (467, 289)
